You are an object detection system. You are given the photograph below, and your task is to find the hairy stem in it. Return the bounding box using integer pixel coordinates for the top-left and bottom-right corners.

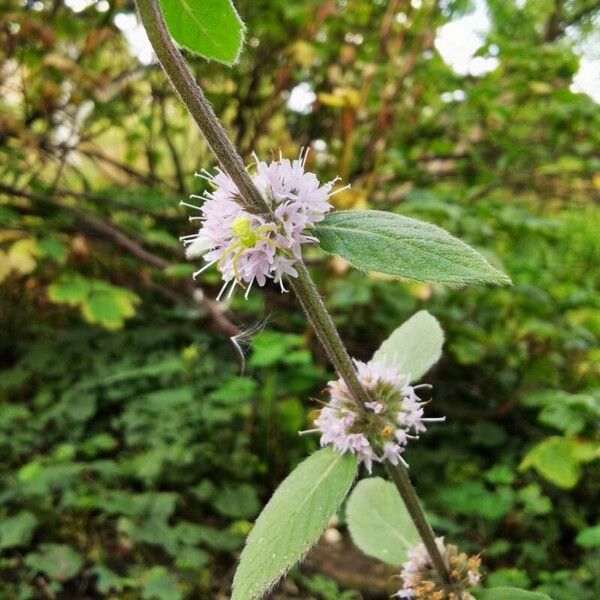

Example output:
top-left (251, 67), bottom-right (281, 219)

top-left (135, 0), bottom-right (449, 582)
top-left (135, 0), bottom-right (266, 213)
top-left (386, 464), bottom-right (449, 580)
top-left (289, 262), bottom-right (370, 411)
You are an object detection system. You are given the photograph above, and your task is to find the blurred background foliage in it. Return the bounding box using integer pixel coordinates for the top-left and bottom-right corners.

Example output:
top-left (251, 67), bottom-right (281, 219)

top-left (1, 0), bottom-right (599, 598)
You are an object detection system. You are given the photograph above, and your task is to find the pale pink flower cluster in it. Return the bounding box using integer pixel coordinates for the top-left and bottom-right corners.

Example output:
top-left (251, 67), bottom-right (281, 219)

top-left (312, 360), bottom-right (444, 472)
top-left (181, 150), bottom-right (338, 300)
top-left (397, 537), bottom-right (482, 599)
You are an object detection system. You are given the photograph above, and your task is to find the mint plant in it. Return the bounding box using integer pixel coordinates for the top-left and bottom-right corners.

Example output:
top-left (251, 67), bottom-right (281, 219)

top-left (133, 0), bottom-right (552, 598)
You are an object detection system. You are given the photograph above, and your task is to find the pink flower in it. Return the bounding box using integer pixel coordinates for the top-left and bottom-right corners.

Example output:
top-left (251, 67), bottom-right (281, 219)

top-left (311, 360), bottom-right (444, 470)
top-left (182, 149), bottom-right (336, 299)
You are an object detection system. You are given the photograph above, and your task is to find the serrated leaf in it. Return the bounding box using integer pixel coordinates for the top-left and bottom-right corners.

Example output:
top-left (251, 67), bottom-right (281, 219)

top-left (231, 447), bottom-right (358, 600)
top-left (346, 477), bottom-right (419, 566)
top-left (25, 543), bottom-right (83, 581)
top-left (0, 511), bottom-right (38, 549)
top-left (48, 274), bottom-right (91, 306)
top-left (81, 287), bottom-right (140, 330)
top-left (159, 0), bottom-right (245, 65)
top-left (472, 587), bottom-right (552, 600)
top-left (314, 210), bottom-right (510, 285)
top-left (372, 310), bottom-right (444, 382)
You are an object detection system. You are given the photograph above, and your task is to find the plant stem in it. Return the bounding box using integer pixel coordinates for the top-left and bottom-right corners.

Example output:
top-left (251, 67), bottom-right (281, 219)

top-left (135, 0), bottom-right (267, 214)
top-left (386, 464), bottom-right (449, 580)
top-left (288, 262), bottom-right (370, 412)
top-left (135, 0), bottom-right (449, 582)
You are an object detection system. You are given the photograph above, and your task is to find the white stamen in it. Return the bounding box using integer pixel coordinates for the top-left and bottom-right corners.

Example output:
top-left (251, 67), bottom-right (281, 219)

top-left (216, 280), bottom-right (231, 302)
top-left (226, 279), bottom-right (237, 300)
top-left (180, 201), bottom-right (202, 211)
top-left (329, 183), bottom-right (351, 197)
top-left (298, 428), bottom-right (320, 436)
top-left (301, 146), bottom-right (309, 168)
top-left (244, 279), bottom-right (254, 300)
top-left (193, 259), bottom-right (218, 279)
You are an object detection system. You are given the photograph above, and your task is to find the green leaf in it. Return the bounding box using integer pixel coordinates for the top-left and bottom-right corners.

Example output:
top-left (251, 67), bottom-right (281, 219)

top-left (213, 483), bottom-right (260, 519)
top-left (436, 482), bottom-right (514, 520)
top-left (48, 274), bottom-right (91, 306)
top-left (346, 477), bottom-right (419, 565)
top-left (372, 310), bottom-right (444, 382)
top-left (0, 511), bottom-right (38, 549)
top-left (473, 587), bottom-right (552, 600)
top-left (158, 0), bottom-right (245, 65)
top-left (576, 524), bottom-right (600, 548)
top-left (81, 288), bottom-right (140, 330)
top-left (231, 447), bottom-right (358, 600)
top-left (163, 263), bottom-right (196, 278)
top-left (25, 543), bottom-right (83, 581)
top-left (314, 210), bottom-right (510, 285)
top-left (519, 436), bottom-right (599, 489)
top-left (141, 566), bottom-right (182, 600)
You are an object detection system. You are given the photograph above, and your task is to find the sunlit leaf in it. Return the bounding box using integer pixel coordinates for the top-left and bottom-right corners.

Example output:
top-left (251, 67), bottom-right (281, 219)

top-left (159, 0), bottom-right (245, 65)
top-left (520, 436), bottom-right (599, 489)
top-left (81, 287), bottom-right (140, 330)
top-left (48, 274), bottom-right (91, 306)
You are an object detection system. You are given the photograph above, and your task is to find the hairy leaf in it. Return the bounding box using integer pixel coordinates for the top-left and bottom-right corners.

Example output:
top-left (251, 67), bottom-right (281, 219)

top-left (159, 0), bottom-right (244, 65)
top-left (373, 310), bottom-right (444, 382)
top-left (231, 448), bottom-right (358, 600)
top-left (314, 210), bottom-right (510, 285)
top-left (346, 477), bottom-right (419, 565)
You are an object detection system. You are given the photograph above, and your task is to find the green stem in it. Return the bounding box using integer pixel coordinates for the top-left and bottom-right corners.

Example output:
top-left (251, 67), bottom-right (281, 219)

top-left (288, 262), bottom-right (370, 411)
top-left (386, 464), bottom-right (449, 580)
top-left (135, 0), bottom-right (266, 214)
top-left (135, 0), bottom-right (449, 583)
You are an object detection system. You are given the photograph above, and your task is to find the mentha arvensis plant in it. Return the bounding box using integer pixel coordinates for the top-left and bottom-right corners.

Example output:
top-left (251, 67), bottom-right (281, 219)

top-left (134, 0), bottom-right (550, 599)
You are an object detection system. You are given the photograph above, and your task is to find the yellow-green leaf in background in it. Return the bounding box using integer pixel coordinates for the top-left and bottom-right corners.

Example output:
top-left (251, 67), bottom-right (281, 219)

top-left (0, 238), bottom-right (39, 282)
top-left (48, 274), bottom-right (92, 306)
top-left (48, 275), bottom-right (140, 330)
top-left (520, 436), bottom-right (599, 489)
